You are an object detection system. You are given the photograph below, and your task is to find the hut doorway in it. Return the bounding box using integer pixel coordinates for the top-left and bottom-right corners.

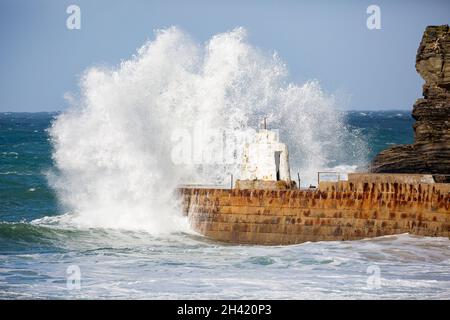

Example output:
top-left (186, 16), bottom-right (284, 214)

top-left (274, 151), bottom-right (281, 180)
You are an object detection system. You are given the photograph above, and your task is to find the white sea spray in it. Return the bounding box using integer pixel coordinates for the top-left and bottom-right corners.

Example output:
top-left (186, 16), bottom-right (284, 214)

top-left (48, 27), bottom-right (367, 233)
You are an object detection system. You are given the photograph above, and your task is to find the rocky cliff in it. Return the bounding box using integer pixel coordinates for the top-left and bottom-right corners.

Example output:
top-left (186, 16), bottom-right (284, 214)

top-left (371, 25), bottom-right (450, 182)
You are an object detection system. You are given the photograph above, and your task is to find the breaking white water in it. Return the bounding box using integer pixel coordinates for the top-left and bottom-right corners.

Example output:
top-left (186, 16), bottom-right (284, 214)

top-left (2, 229), bottom-right (450, 299)
top-left (47, 27), bottom-right (367, 233)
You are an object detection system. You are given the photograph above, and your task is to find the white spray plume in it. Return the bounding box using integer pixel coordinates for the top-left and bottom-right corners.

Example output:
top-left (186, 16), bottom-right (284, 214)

top-left (48, 27), bottom-right (367, 233)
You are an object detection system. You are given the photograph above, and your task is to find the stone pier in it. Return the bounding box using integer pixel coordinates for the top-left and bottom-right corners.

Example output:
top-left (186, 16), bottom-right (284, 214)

top-left (178, 174), bottom-right (450, 245)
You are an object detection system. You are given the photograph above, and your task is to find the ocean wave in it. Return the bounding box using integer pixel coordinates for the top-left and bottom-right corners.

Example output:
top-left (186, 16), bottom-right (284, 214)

top-left (0, 171), bottom-right (33, 176)
top-left (0, 222), bottom-right (59, 245)
top-left (1, 222), bottom-right (450, 299)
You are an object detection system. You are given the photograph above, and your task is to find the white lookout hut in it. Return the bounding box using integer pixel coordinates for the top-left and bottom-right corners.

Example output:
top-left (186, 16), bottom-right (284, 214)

top-left (236, 124), bottom-right (294, 190)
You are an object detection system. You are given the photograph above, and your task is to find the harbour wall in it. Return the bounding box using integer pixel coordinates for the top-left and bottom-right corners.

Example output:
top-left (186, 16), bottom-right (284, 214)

top-left (179, 174), bottom-right (450, 245)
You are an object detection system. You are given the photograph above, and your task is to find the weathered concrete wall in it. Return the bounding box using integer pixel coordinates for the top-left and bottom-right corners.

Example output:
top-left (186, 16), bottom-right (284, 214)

top-left (179, 181), bottom-right (450, 245)
top-left (235, 179), bottom-right (296, 190)
top-left (346, 173), bottom-right (435, 184)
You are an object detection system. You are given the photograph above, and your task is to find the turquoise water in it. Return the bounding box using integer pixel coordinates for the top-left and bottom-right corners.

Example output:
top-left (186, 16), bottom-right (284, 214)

top-left (2, 111), bottom-right (450, 299)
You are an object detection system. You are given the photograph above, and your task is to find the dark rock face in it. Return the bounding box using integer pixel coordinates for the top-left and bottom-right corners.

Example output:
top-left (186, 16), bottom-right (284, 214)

top-left (371, 25), bottom-right (450, 182)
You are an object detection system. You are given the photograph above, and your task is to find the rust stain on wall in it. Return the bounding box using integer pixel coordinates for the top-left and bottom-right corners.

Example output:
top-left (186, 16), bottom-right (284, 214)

top-left (178, 178), bottom-right (450, 245)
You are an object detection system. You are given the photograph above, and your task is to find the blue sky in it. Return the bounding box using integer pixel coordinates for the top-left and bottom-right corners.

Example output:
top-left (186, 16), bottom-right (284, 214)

top-left (0, 0), bottom-right (449, 112)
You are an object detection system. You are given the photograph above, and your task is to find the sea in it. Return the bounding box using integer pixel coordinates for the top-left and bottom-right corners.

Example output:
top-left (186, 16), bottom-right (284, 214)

top-left (1, 110), bottom-right (450, 299)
